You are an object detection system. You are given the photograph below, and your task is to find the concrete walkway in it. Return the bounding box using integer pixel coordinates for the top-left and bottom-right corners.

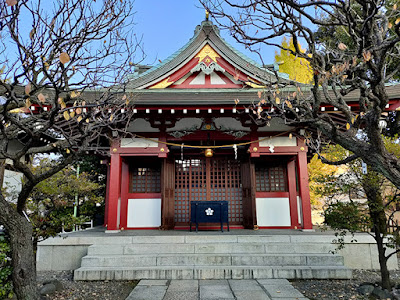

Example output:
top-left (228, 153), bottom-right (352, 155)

top-left (125, 279), bottom-right (309, 300)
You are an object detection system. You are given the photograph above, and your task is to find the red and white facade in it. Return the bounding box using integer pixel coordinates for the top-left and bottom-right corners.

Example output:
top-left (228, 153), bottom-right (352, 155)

top-left (104, 134), bottom-right (312, 231)
top-left (102, 19), bottom-right (400, 232)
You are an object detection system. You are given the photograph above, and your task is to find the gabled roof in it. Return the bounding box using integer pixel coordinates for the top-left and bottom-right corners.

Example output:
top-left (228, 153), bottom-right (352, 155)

top-left (127, 20), bottom-right (290, 90)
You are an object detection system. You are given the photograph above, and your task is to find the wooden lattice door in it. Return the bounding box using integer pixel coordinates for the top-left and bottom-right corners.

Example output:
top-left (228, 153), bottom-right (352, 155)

top-left (174, 157), bottom-right (243, 225)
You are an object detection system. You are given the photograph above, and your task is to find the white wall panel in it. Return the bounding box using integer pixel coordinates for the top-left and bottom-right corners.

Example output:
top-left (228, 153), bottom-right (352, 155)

top-left (256, 197), bottom-right (291, 226)
top-left (259, 136), bottom-right (297, 147)
top-left (190, 72), bottom-right (205, 84)
top-left (127, 198), bottom-right (161, 228)
top-left (210, 72), bottom-right (226, 84)
top-left (121, 138), bottom-right (158, 148)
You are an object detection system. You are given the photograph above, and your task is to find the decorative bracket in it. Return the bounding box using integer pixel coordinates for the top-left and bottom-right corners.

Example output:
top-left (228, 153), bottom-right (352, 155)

top-left (190, 61), bottom-right (225, 75)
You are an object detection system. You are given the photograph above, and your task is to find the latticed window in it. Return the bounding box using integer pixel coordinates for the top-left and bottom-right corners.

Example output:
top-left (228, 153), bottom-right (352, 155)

top-left (255, 164), bottom-right (287, 192)
top-left (130, 165), bottom-right (161, 193)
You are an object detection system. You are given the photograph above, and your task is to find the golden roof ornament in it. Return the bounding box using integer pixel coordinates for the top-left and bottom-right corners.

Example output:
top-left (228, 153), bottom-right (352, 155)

top-left (205, 10), bottom-right (209, 21)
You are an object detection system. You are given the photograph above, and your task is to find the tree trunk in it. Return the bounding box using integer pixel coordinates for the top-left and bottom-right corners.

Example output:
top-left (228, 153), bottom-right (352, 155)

top-left (362, 171), bottom-right (391, 290)
top-left (375, 229), bottom-right (391, 290)
top-left (6, 210), bottom-right (38, 300)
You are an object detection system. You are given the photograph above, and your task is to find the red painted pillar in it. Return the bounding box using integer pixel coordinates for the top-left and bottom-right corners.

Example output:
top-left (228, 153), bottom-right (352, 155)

top-left (249, 127), bottom-right (260, 158)
top-left (104, 162), bottom-right (110, 227)
top-left (297, 151), bottom-right (313, 229)
top-left (106, 149), bottom-right (122, 231)
top-left (287, 159), bottom-right (299, 228)
top-left (120, 160), bottom-right (129, 230)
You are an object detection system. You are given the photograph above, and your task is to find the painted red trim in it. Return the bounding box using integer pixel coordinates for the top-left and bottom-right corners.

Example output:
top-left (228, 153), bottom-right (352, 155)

top-left (171, 72), bottom-right (199, 88)
top-left (249, 132), bottom-right (260, 157)
top-left (25, 98), bottom-right (400, 114)
top-left (115, 148), bottom-right (160, 155)
top-left (256, 146), bottom-right (307, 154)
top-left (321, 100), bottom-right (400, 112)
top-left (256, 152), bottom-right (299, 156)
top-left (172, 84), bottom-right (244, 89)
top-left (104, 163), bottom-right (111, 227)
top-left (216, 57), bottom-right (249, 81)
top-left (148, 57), bottom-right (200, 88)
top-left (111, 137), bottom-right (166, 156)
top-left (174, 72), bottom-right (243, 89)
top-left (297, 151), bottom-right (312, 229)
top-left (126, 193), bottom-right (162, 199)
top-left (119, 160), bottom-right (130, 230)
top-left (388, 101), bottom-right (400, 111)
top-left (117, 152), bottom-right (161, 157)
top-left (174, 225), bottom-right (244, 230)
top-left (124, 227), bottom-right (160, 230)
top-left (205, 74), bottom-right (211, 86)
top-left (255, 192), bottom-right (289, 198)
top-left (169, 57), bottom-right (200, 82)
top-left (297, 138), bottom-right (306, 147)
top-left (106, 149), bottom-right (122, 230)
top-left (217, 71), bottom-right (236, 85)
top-left (132, 105), bottom-right (245, 111)
top-left (257, 226), bottom-right (296, 229)
top-left (287, 159), bottom-right (299, 227)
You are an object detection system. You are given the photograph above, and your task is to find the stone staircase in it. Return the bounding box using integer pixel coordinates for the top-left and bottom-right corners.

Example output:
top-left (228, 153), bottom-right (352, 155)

top-left (74, 234), bottom-right (352, 280)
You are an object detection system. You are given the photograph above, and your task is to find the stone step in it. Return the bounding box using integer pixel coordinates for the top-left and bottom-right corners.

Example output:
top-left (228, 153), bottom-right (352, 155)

top-left (87, 243), bottom-right (335, 255)
top-left (74, 265), bottom-right (352, 281)
top-left (81, 253), bottom-right (344, 268)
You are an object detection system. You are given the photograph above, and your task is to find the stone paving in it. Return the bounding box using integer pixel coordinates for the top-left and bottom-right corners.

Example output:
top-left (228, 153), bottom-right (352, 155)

top-left (125, 279), bottom-right (309, 300)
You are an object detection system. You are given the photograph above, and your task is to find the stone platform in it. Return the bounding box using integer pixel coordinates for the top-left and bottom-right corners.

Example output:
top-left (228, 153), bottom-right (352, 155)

top-left (36, 228), bottom-right (397, 281)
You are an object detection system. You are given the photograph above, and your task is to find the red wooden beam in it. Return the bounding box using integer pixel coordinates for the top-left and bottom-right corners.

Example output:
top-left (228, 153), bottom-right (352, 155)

top-left (297, 151), bottom-right (313, 229)
top-left (106, 144), bottom-right (122, 231)
top-left (287, 159), bottom-right (300, 228)
top-left (104, 162), bottom-right (110, 227)
top-left (388, 101), bottom-right (400, 111)
top-left (119, 160), bottom-right (129, 230)
top-left (256, 146), bottom-right (305, 154)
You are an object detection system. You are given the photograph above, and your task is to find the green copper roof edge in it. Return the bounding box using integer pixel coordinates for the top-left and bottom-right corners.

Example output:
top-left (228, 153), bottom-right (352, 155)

top-left (127, 20), bottom-right (291, 88)
top-left (122, 87), bottom-right (302, 93)
top-left (132, 30), bottom-right (201, 79)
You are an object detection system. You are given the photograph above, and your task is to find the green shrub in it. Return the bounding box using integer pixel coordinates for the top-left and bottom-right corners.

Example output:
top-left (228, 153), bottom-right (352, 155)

top-left (0, 229), bottom-right (13, 299)
top-left (324, 201), bottom-right (365, 232)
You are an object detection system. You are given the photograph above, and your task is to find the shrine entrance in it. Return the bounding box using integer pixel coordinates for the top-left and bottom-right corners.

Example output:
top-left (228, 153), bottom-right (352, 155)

top-left (174, 157), bottom-right (243, 226)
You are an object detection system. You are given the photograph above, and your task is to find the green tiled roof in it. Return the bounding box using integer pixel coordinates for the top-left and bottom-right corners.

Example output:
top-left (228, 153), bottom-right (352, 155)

top-left (127, 20), bottom-right (291, 89)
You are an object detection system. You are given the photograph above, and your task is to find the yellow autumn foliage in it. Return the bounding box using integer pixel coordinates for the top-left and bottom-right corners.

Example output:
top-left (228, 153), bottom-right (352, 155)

top-left (274, 37), bottom-right (313, 84)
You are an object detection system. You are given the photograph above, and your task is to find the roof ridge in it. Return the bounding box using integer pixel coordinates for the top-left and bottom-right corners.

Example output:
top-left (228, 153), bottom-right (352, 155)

top-left (127, 20), bottom-right (290, 89)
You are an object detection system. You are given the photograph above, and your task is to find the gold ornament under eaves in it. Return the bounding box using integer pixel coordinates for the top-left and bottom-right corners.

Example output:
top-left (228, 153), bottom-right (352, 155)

top-left (196, 44), bottom-right (220, 63)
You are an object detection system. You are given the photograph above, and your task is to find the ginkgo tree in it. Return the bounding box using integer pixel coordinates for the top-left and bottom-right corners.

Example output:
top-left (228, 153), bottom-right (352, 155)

top-left (274, 37), bottom-right (313, 84)
top-left (0, 0), bottom-right (141, 299)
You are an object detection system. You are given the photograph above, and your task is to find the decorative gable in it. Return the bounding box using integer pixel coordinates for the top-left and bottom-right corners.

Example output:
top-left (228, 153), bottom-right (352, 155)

top-left (149, 44), bottom-right (250, 89)
top-left (128, 20), bottom-right (289, 90)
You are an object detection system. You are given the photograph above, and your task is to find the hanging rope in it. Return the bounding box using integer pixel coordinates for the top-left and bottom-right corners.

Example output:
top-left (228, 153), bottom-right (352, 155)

top-left (181, 143), bottom-right (184, 160)
top-left (133, 129), bottom-right (297, 149)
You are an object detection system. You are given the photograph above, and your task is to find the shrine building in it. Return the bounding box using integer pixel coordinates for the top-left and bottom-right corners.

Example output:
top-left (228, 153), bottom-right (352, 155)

top-left (103, 18), bottom-right (400, 232)
top-left (102, 18), bottom-right (311, 232)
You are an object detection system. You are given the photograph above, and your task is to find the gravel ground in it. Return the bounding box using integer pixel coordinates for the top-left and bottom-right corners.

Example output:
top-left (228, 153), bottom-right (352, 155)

top-left (37, 271), bottom-right (138, 300)
top-left (36, 268), bottom-right (400, 300)
top-left (291, 269), bottom-right (400, 300)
